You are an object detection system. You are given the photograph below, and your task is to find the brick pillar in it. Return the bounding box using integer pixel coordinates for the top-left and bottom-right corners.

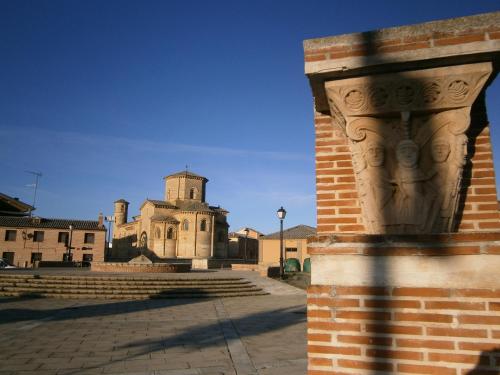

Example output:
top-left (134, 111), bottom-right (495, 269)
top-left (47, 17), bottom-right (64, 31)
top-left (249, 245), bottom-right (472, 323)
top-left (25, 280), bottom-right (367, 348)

top-left (304, 12), bottom-right (500, 374)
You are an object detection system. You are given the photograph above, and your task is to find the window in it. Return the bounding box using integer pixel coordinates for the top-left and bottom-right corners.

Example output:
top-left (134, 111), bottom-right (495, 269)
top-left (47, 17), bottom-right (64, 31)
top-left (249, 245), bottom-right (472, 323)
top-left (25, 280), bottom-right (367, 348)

top-left (182, 219), bottom-right (189, 231)
top-left (189, 188), bottom-right (196, 199)
top-left (139, 232), bottom-right (148, 249)
top-left (33, 231), bottom-right (44, 242)
top-left (82, 254), bottom-right (93, 262)
top-left (2, 252), bottom-right (14, 265)
top-left (84, 233), bottom-right (95, 244)
top-left (31, 252), bottom-right (42, 262)
top-left (167, 227), bottom-right (174, 239)
top-left (200, 219), bottom-right (207, 232)
top-left (285, 248), bottom-right (298, 253)
top-left (4, 230), bottom-right (16, 242)
top-left (58, 232), bottom-right (69, 244)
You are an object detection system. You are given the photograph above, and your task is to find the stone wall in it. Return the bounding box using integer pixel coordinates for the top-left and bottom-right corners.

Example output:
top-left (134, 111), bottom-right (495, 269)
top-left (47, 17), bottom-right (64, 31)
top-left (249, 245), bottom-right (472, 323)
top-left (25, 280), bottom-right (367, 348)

top-left (91, 262), bottom-right (190, 273)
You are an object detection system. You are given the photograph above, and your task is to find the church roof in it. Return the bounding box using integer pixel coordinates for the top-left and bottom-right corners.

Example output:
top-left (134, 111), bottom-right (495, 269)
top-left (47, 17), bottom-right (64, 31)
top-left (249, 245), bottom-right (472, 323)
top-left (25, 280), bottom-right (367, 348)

top-left (144, 200), bottom-right (177, 209)
top-left (150, 215), bottom-right (179, 223)
top-left (142, 199), bottom-right (228, 215)
top-left (177, 201), bottom-right (214, 213)
top-left (164, 170), bottom-right (208, 181)
top-left (261, 225), bottom-right (316, 240)
top-left (0, 216), bottom-right (106, 231)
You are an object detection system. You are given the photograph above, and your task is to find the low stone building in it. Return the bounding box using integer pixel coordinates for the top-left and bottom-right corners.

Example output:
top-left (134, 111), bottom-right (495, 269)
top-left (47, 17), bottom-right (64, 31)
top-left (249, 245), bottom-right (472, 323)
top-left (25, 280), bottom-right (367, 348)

top-left (111, 170), bottom-right (229, 260)
top-left (258, 224), bottom-right (316, 269)
top-left (228, 227), bottom-right (262, 261)
top-left (0, 215), bottom-right (105, 269)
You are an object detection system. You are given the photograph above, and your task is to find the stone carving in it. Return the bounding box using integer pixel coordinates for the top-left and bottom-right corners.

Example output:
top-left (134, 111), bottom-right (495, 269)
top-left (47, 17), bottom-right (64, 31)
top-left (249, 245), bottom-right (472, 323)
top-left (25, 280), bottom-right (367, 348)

top-left (324, 62), bottom-right (492, 234)
top-left (353, 142), bottom-right (395, 233)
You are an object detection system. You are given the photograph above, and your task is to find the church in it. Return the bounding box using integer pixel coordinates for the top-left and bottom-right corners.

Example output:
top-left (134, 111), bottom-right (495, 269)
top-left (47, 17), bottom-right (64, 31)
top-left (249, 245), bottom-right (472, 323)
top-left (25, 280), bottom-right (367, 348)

top-left (112, 170), bottom-right (229, 260)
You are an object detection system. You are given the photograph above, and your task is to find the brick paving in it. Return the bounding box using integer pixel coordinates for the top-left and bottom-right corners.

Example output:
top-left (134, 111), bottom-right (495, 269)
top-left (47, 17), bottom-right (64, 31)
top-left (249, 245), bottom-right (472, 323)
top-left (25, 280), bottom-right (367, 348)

top-left (0, 271), bottom-right (306, 375)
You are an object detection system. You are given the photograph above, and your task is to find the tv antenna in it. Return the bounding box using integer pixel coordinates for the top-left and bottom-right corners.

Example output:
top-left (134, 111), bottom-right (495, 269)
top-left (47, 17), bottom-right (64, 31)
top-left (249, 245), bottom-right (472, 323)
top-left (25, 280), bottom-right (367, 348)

top-left (25, 170), bottom-right (42, 217)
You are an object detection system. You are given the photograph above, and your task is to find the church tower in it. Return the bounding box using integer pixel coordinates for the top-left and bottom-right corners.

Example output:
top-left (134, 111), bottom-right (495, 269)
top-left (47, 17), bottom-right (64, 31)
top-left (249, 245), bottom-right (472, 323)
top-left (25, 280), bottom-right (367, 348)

top-left (164, 171), bottom-right (208, 204)
top-left (113, 199), bottom-right (129, 234)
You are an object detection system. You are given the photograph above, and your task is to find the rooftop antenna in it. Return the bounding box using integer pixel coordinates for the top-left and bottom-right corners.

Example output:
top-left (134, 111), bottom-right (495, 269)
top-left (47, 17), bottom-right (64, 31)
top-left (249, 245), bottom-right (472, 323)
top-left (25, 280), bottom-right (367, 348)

top-left (25, 170), bottom-right (42, 217)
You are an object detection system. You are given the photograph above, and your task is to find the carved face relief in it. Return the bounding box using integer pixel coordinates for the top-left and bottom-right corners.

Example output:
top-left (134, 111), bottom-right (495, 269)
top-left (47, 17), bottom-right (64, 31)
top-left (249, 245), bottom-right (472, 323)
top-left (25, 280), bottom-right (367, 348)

top-left (454, 134), bottom-right (468, 167)
top-left (322, 63), bottom-right (492, 235)
top-left (431, 138), bottom-right (451, 163)
top-left (396, 140), bottom-right (419, 168)
top-left (352, 151), bottom-right (367, 174)
top-left (365, 142), bottom-right (385, 167)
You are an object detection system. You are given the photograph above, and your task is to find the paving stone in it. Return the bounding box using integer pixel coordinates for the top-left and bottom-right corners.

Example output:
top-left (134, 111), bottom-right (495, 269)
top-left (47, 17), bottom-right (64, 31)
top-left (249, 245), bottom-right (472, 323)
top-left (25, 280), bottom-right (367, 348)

top-left (0, 271), bottom-right (306, 375)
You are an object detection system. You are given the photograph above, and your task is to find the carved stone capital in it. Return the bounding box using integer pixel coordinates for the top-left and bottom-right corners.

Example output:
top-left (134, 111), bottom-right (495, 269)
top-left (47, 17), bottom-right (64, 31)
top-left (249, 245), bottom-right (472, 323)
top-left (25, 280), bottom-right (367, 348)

top-left (324, 62), bottom-right (492, 234)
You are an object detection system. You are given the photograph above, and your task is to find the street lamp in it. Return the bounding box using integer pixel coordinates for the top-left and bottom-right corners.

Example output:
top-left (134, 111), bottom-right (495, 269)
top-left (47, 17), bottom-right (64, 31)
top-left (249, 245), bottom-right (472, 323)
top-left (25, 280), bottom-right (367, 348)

top-left (105, 215), bottom-right (115, 259)
top-left (243, 228), bottom-right (249, 262)
top-left (276, 206), bottom-right (286, 279)
top-left (66, 224), bottom-right (74, 262)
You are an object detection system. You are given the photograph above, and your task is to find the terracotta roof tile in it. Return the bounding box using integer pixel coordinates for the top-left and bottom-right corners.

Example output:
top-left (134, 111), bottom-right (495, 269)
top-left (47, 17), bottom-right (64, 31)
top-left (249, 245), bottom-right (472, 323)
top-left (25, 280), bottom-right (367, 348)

top-left (0, 216), bottom-right (106, 231)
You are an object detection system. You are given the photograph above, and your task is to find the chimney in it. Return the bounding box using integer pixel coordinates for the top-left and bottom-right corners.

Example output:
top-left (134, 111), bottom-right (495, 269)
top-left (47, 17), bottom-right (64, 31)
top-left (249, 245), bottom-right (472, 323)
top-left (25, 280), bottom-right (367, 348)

top-left (98, 212), bottom-right (104, 227)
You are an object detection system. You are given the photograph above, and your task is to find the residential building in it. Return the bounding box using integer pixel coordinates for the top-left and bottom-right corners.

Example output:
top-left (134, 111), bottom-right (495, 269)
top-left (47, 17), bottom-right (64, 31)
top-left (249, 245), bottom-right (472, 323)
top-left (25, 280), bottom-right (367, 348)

top-left (258, 224), bottom-right (316, 268)
top-left (0, 192), bottom-right (34, 217)
top-left (0, 214), bottom-right (106, 267)
top-left (228, 227), bottom-right (263, 261)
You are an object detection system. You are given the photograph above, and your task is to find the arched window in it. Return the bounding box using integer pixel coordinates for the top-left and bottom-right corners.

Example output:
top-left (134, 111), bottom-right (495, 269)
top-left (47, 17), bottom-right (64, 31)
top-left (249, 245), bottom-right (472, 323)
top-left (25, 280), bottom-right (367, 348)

top-left (200, 219), bottom-right (207, 232)
top-left (139, 232), bottom-right (148, 249)
top-left (155, 227), bottom-right (161, 239)
top-left (167, 227), bottom-right (174, 239)
top-left (189, 187), bottom-right (196, 199)
top-left (182, 219), bottom-right (189, 231)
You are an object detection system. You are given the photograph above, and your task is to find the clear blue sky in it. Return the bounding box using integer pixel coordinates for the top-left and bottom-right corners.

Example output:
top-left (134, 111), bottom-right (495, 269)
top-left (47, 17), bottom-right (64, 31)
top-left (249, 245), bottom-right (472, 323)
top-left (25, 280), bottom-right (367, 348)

top-left (1, 1), bottom-right (499, 234)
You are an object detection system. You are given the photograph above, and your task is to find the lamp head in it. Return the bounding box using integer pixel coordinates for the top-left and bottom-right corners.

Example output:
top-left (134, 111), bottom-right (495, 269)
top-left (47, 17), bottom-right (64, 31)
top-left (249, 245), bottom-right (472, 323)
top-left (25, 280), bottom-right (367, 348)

top-left (277, 206), bottom-right (286, 220)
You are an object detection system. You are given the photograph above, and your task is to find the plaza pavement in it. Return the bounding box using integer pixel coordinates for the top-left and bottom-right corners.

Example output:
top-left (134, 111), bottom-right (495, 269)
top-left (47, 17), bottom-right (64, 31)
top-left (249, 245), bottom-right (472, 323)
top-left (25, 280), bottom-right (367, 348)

top-left (0, 270), bottom-right (306, 375)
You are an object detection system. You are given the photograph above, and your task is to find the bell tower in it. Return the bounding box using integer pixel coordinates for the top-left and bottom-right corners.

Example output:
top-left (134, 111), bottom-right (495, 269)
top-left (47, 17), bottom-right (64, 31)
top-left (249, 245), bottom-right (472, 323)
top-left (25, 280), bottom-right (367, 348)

top-left (113, 199), bottom-right (129, 235)
top-left (164, 171), bottom-right (208, 204)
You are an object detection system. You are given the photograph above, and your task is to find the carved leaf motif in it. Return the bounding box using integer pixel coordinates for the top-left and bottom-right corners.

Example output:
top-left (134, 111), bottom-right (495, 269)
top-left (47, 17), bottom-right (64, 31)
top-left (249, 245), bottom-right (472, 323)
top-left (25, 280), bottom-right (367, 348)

top-left (447, 79), bottom-right (469, 103)
top-left (346, 117), bottom-right (385, 142)
top-left (369, 87), bottom-right (389, 108)
top-left (422, 82), bottom-right (442, 104)
top-left (344, 89), bottom-right (365, 111)
top-left (396, 85), bottom-right (415, 106)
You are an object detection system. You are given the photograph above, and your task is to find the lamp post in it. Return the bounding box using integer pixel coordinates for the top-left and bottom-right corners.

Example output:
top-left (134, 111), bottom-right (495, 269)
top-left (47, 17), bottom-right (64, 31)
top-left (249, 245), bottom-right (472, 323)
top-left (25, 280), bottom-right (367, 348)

top-left (105, 215), bottom-right (115, 259)
top-left (243, 228), bottom-right (249, 262)
top-left (67, 224), bottom-right (74, 262)
top-left (276, 206), bottom-right (286, 279)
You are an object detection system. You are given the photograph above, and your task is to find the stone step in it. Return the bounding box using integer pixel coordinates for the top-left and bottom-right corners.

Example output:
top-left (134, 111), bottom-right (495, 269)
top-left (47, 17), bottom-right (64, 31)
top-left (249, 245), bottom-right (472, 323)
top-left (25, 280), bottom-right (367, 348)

top-left (0, 273), bottom-right (268, 299)
top-left (0, 285), bottom-right (263, 294)
top-left (0, 274), bottom-right (244, 282)
top-left (0, 289), bottom-right (268, 299)
top-left (0, 282), bottom-right (253, 290)
top-left (0, 279), bottom-right (252, 287)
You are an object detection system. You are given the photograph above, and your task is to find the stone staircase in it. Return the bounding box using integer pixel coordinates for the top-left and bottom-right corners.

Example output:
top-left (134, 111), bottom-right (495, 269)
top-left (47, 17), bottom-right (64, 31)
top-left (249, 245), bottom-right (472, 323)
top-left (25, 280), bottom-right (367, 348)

top-left (0, 274), bottom-right (268, 299)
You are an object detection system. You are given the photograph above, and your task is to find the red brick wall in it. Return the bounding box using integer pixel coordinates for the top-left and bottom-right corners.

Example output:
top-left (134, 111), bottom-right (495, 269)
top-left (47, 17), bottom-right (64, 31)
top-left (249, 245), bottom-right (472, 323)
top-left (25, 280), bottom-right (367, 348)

top-left (308, 285), bottom-right (500, 374)
top-left (305, 24), bottom-right (500, 63)
top-left (307, 13), bottom-right (500, 375)
top-left (315, 114), bottom-right (363, 234)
